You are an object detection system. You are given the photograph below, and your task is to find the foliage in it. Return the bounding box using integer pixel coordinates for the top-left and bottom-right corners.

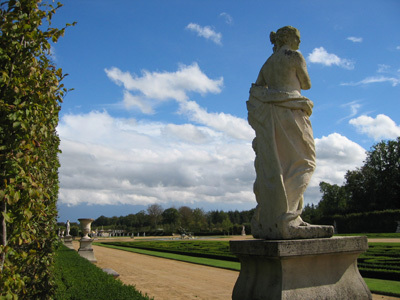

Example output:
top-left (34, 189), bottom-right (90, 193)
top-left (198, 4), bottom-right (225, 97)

top-left (147, 204), bottom-right (163, 229)
top-left (54, 245), bottom-right (152, 300)
top-left (0, 0), bottom-right (74, 298)
top-left (330, 210), bottom-right (400, 234)
top-left (92, 206), bottom-right (254, 236)
top-left (302, 138), bottom-right (400, 227)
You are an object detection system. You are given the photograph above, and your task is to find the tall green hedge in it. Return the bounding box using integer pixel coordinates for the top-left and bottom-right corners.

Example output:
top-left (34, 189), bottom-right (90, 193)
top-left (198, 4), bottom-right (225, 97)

top-left (0, 1), bottom-right (73, 298)
top-left (321, 210), bottom-right (400, 234)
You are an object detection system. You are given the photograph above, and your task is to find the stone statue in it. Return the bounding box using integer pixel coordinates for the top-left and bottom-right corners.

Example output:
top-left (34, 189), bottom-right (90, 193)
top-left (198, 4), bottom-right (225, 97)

top-left (248, 26), bottom-right (333, 239)
top-left (66, 220), bottom-right (71, 236)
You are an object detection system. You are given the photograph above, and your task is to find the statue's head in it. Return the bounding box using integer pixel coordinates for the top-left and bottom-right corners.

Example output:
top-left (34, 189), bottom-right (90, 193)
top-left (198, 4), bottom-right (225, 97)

top-left (270, 26), bottom-right (300, 52)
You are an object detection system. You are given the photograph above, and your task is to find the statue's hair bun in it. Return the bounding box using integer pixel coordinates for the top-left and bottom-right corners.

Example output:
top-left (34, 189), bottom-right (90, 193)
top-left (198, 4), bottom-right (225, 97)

top-left (270, 31), bottom-right (276, 44)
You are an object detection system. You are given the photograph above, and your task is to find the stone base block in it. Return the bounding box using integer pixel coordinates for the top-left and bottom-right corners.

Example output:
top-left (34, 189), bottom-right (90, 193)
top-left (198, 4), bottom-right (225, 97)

top-left (63, 235), bottom-right (74, 250)
top-left (78, 238), bottom-right (97, 263)
top-left (230, 236), bottom-right (371, 300)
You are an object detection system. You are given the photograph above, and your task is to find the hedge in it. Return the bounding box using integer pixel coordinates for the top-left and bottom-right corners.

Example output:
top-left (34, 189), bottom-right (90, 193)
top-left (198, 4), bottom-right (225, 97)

top-left (0, 1), bottom-right (74, 298)
top-left (54, 245), bottom-right (152, 300)
top-left (321, 210), bottom-right (400, 234)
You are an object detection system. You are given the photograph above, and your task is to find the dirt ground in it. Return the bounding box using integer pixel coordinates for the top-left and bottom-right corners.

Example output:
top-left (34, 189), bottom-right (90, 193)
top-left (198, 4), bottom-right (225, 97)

top-left (73, 237), bottom-right (399, 300)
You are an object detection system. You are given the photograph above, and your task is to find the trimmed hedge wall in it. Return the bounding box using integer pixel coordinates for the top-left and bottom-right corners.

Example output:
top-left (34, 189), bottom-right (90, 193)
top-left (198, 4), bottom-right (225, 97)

top-left (0, 1), bottom-right (73, 298)
top-left (321, 210), bottom-right (400, 234)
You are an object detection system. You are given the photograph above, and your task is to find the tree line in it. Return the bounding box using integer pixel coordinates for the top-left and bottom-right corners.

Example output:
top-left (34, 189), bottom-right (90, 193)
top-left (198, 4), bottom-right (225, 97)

top-left (84, 206), bottom-right (255, 236)
top-left (302, 138), bottom-right (400, 227)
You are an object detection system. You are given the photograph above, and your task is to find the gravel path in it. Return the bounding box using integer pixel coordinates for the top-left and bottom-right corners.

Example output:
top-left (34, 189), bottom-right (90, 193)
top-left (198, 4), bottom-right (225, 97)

top-left (72, 237), bottom-right (400, 300)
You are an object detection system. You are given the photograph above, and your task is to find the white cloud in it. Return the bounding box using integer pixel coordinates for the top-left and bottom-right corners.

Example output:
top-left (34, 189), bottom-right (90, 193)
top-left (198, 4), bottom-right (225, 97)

top-left (220, 12), bottom-right (233, 25)
top-left (341, 75), bottom-right (400, 87)
top-left (57, 111), bottom-right (255, 207)
top-left (346, 36), bottom-right (363, 43)
top-left (105, 63), bottom-right (223, 113)
top-left (58, 111), bottom-right (368, 209)
top-left (396, 46), bottom-right (400, 50)
top-left (307, 47), bottom-right (355, 70)
top-left (349, 114), bottom-right (400, 141)
top-left (304, 133), bottom-right (366, 204)
top-left (186, 23), bottom-right (222, 45)
top-left (178, 99), bottom-right (253, 140)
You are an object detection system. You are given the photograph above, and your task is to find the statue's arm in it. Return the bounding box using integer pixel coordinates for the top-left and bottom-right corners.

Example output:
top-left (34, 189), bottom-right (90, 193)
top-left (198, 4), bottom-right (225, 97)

top-left (295, 53), bottom-right (311, 90)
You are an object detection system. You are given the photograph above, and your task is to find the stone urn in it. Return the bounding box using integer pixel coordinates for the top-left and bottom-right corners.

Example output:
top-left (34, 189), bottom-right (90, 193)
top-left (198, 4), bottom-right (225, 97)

top-left (78, 218), bottom-right (94, 240)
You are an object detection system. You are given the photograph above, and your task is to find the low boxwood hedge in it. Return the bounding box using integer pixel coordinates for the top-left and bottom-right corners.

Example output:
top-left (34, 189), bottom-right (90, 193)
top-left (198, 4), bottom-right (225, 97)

top-left (54, 245), bottom-right (152, 300)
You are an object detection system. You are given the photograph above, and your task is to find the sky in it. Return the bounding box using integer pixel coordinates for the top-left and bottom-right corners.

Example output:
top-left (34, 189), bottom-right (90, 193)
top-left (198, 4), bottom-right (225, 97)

top-left (51, 0), bottom-right (400, 223)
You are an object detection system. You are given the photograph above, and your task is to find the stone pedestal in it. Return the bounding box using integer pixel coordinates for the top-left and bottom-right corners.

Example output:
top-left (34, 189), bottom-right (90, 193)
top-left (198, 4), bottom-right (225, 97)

top-left (78, 238), bottom-right (97, 263)
top-left (230, 236), bottom-right (371, 300)
top-left (63, 235), bottom-right (74, 250)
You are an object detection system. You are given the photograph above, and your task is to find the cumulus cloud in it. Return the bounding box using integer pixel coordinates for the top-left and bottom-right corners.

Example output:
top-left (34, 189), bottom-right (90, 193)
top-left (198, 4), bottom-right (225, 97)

top-left (346, 36), bottom-right (363, 43)
top-left (58, 110), bottom-right (368, 208)
top-left (307, 47), bottom-right (355, 70)
top-left (186, 23), bottom-right (222, 45)
top-left (105, 63), bottom-right (223, 113)
top-left (304, 133), bottom-right (366, 204)
top-left (220, 12), bottom-right (233, 25)
top-left (349, 114), bottom-right (400, 141)
top-left (178, 99), bottom-right (253, 140)
top-left (57, 111), bottom-right (255, 207)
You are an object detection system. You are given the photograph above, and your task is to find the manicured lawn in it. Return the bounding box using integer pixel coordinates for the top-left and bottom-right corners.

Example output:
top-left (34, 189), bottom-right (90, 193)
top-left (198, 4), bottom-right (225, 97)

top-left (364, 278), bottom-right (400, 297)
top-left (96, 243), bottom-right (240, 271)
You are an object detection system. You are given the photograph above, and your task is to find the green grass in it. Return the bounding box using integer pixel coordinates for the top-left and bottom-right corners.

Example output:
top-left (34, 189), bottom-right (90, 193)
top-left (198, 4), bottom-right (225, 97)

top-left (364, 278), bottom-right (400, 297)
top-left (335, 233), bottom-right (400, 239)
top-left (96, 243), bottom-right (240, 271)
top-left (99, 240), bottom-right (238, 261)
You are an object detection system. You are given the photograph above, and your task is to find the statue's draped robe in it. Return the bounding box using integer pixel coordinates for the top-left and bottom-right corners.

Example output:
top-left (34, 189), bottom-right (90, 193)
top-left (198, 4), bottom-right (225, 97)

top-left (248, 85), bottom-right (316, 239)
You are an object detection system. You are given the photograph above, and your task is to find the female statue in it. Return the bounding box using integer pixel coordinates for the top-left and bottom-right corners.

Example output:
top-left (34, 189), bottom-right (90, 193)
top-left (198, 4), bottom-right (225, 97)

top-left (248, 26), bottom-right (333, 239)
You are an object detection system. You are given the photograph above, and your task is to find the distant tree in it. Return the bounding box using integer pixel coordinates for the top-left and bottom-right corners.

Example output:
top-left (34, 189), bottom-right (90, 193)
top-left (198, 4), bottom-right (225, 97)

top-left (208, 210), bottom-right (229, 227)
top-left (228, 210), bottom-right (241, 225)
top-left (93, 215), bottom-right (110, 226)
top-left (147, 204), bottom-right (164, 229)
top-left (191, 208), bottom-right (207, 231)
top-left (312, 138), bottom-right (400, 220)
top-left (162, 207), bottom-right (180, 226)
top-left (221, 217), bottom-right (233, 234)
top-left (178, 206), bottom-right (193, 229)
top-left (318, 182), bottom-right (348, 216)
top-left (345, 138), bottom-right (400, 213)
top-left (135, 210), bottom-right (149, 229)
top-left (301, 203), bottom-right (320, 224)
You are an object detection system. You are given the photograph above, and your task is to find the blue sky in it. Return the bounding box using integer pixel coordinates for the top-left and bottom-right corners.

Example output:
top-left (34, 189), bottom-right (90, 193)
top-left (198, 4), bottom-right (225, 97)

top-left (52, 1), bottom-right (400, 222)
